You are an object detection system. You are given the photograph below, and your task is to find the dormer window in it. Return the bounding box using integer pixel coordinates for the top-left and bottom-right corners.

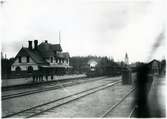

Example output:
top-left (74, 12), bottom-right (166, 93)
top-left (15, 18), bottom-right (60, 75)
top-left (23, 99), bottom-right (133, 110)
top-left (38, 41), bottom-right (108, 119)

top-left (18, 57), bottom-right (22, 63)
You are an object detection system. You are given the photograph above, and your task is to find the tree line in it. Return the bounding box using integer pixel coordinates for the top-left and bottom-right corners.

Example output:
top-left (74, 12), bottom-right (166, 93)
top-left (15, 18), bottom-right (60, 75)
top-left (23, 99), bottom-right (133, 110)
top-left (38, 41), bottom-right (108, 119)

top-left (69, 56), bottom-right (122, 76)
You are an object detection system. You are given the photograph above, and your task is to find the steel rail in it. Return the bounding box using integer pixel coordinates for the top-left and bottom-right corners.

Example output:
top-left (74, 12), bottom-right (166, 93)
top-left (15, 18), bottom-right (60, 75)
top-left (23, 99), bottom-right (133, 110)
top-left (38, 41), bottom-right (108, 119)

top-left (2, 77), bottom-right (110, 100)
top-left (100, 88), bottom-right (135, 117)
top-left (129, 105), bottom-right (137, 118)
top-left (3, 80), bottom-right (121, 118)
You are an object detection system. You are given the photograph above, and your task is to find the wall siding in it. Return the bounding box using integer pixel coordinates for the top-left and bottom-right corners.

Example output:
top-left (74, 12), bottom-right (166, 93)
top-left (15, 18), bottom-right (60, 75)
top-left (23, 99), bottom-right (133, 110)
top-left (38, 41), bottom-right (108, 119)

top-left (11, 57), bottom-right (38, 71)
top-left (47, 57), bottom-right (69, 66)
top-left (11, 56), bottom-right (70, 71)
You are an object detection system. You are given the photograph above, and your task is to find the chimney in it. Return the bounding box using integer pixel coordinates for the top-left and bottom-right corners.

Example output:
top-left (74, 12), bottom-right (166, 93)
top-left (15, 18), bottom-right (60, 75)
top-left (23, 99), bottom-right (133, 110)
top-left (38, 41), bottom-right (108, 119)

top-left (28, 41), bottom-right (32, 50)
top-left (45, 40), bottom-right (48, 43)
top-left (34, 40), bottom-right (38, 50)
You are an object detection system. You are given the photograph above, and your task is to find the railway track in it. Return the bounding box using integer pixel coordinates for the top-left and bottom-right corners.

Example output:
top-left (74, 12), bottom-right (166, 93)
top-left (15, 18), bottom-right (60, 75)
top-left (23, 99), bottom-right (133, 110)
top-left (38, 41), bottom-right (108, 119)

top-left (2, 76), bottom-right (114, 100)
top-left (128, 105), bottom-right (137, 118)
top-left (3, 80), bottom-right (121, 118)
top-left (100, 88), bottom-right (135, 117)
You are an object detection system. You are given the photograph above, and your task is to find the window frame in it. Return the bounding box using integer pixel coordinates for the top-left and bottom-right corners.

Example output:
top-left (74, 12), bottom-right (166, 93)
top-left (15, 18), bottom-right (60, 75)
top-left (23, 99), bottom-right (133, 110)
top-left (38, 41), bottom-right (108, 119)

top-left (15, 66), bottom-right (21, 72)
top-left (27, 66), bottom-right (33, 73)
top-left (18, 57), bottom-right (22, 63)
top-left (27, 56), bottom-right (30, 63)
top-left (51, 57), bottom-right (53, 63)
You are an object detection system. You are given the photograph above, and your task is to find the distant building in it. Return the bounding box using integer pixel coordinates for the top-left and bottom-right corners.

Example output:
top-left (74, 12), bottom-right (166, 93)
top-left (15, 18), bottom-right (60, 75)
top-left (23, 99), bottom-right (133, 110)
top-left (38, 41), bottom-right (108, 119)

top-left (147, 59), bottom-right (161, 76)
top-left (11, 40), bottom-right (71, 75)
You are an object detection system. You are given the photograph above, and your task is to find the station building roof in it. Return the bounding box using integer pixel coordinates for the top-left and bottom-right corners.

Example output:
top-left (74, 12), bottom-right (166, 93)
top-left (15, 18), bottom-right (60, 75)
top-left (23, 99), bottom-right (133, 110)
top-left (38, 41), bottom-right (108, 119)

top-left (14, 40), bottom-right (70, 66)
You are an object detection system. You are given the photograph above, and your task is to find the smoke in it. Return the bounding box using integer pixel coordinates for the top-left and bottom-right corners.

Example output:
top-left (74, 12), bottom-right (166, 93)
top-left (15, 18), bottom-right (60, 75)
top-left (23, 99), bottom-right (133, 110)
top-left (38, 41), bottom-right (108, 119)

top-left (147, 29), bottom-right (165, 60)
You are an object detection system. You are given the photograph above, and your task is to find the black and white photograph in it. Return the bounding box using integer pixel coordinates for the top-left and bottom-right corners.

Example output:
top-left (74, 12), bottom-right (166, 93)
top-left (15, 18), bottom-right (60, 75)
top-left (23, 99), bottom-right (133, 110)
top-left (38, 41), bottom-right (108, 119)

top-left (0, 0), bottom-right (166, 118)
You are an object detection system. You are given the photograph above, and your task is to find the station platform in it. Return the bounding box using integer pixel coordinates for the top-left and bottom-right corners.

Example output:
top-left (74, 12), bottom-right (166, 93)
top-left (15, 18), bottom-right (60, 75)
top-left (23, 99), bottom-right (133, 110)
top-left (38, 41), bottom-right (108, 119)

top-left (148, 76), bottom-right (166, 117)
top-left (131, 75), bottom-right (166, 117)
top-left (2, 74), bottom-right (86, 88)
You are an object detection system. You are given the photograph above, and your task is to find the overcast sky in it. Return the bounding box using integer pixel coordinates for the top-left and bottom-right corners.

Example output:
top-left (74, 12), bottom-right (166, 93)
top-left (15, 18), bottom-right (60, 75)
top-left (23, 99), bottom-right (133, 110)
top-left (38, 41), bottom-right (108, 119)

top-left (0, 0), bottom-right (166, 63)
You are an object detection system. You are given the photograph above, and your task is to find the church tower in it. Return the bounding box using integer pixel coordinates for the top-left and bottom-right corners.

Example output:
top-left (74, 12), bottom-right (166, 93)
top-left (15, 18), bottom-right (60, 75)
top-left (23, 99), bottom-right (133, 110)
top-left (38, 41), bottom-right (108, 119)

top-left (125, 52), bottom-right (129, 65)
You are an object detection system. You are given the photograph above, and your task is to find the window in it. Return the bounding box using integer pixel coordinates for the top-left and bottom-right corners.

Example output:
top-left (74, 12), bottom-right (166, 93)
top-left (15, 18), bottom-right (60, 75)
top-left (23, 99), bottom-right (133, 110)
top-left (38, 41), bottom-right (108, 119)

top-left (27, 56), bottom-right (30, 63)
top-left (51, 57), bottom-right (53, 63)
top-left (15, 66), bottom-right (21, 72)
top-left (27, 66), bottom-right (33, 73)
top-left (18, 57), bottom-right (22, 63)
top-left (56, 58), bottom-right (58, 63)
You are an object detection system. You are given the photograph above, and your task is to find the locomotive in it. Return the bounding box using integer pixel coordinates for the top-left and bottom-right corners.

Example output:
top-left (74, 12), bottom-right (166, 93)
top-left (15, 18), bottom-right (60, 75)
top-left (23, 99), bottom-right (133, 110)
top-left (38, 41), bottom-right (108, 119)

top-left (86, 64), bottom-right (122, 77)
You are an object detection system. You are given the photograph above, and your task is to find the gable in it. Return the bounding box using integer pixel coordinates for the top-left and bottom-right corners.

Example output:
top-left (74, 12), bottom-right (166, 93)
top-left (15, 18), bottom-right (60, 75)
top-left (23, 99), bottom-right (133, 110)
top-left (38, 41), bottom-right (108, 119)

top-left (50, 44), bottom-right (62, 52)
top-left (16, 47), bottom-right (29, 57)
top-left (37, 43), bottom-right (55, 57)
top-left (57, 52), bottom-right (70, 59)
top-left (12, 47), bottom-right (48, 65)
top-left (12, 56), bottom-right (36, 65)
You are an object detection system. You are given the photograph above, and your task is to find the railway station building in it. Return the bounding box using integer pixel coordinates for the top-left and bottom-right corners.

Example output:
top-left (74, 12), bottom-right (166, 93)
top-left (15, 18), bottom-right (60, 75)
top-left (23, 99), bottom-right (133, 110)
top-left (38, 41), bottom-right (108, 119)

top-left (11, 40), bottom-right (71, 76)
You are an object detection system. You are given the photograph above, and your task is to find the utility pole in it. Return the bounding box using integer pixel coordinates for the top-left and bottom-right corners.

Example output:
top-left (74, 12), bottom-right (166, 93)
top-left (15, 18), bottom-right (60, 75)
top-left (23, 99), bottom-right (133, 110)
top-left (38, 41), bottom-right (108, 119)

top-left (59, 31), bottom-right (61, 44)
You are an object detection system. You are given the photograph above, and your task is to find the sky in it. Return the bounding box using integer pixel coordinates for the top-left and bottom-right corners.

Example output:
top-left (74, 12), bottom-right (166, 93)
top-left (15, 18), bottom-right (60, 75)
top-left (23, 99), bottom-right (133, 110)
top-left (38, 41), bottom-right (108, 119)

top-left (0, 0), bottom-right (166, 63)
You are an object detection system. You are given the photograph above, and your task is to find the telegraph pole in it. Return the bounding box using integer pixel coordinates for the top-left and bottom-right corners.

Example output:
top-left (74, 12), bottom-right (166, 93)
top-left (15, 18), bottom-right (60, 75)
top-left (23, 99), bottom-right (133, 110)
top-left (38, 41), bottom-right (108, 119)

top-left (59, 31), bottom-right (61, 44)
